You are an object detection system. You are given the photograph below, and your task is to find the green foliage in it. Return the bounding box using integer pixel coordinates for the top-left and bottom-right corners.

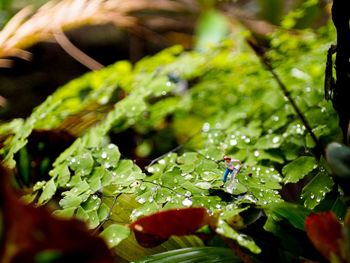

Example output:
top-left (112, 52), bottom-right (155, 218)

top-left (135, 247), bottom-right (240, 263)
top-left (0, 19), bottom-right (344, 262)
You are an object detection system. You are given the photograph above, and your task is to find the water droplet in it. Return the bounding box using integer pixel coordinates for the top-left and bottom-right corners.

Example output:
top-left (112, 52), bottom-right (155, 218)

top-left (230, 139), bottom-right (237, 146)
top-left (272, 115), bottom-right (279, 121)
top-left (272, 136), bottom-right (280, 144)
top-left (99, 96), bottom-right (109, 105)
top-left (310, 194), bottom-right (315, 199)
top-left (147, 167), bottom-right (154, 173)
top-left (185, 191), bottom-right (192, 197)
top-left (316, 197), bottom-right (321, 202)
top-left (182, 198), bottom-right (192, 207)
top-left (216, 227), bottom-right (224, 234)
top-left (166, 196), bottom-right (171, 202)
top-left (159, 159), bottom-right (165, 165)
top-left (184, 174), bottom-right (193, 180)
top-left (244, 138), bottom-right (251, 143)
top-left (215, 122), bottom-right (222, 128)
top-left (148, 197), bottom-right (154, 203)
top-left (216, 204), bottom-right (221, 209)
top-left (137, 197), bottom-right (146, 204)
top-left (101, 152), bottom-right (107, 159)
top-left (202, 123), bottom-right (210, 132)
top-left (161, 91), bottom-right (167, 96)
top-left (254, 150), bottom-right (260, 157)
top-left (92, 195), bottom-right (98, 200)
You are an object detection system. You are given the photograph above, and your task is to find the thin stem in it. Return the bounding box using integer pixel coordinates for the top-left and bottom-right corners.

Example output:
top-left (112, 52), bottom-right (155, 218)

top-left (249, 42), bottom-right (324, 156)
top-left (53, 28), bottom-right (104, 71)
top-left (92, 193), bottom-right (121, 235)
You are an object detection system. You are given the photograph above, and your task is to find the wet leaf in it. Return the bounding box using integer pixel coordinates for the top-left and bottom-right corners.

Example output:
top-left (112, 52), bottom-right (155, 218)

top-left (282, 156), bottom-right (317, 183)
top-left (100, 223), bottom-right (131, 248)
top-left (135, 247), bottom-right (240, 263)
top-left (38, 179), bottom-right (57, 205)
top-left (216, 219), bottom-right (261, 254)
top-left (301, 170), bottom-right (334, 209)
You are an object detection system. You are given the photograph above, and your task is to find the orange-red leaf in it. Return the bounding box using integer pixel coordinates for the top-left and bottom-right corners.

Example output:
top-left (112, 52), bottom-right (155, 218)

top-left (130, 207), bottom-right (212, 247)
top-left (305, 211), bottom-right (343, 260)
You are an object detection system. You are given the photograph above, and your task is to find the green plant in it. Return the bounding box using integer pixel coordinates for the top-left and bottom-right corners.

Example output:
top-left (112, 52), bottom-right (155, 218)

top-left (0, 16), bottom-right (347, 262)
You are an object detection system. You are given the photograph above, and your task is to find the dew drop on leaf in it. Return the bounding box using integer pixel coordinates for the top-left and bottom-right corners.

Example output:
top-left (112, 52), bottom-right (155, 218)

top-left (182, 198), bottom-right (193, 207)
top-left (137, 198), bottom-right (146, 204)
top-left (202, 123), bottom-right (210, 132)
top-left (230, 139), bottom-right (237, 146)
top-left (272, 136), bottom-right (280, 144)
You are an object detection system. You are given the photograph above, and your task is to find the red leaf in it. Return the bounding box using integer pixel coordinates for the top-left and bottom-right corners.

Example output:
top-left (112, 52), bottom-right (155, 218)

top-left (130, 207), bottom-right (212, 247)
top-left (0, 165), bottom-right (114, 263)
top-left (305, 211), bottom-right (343, 260)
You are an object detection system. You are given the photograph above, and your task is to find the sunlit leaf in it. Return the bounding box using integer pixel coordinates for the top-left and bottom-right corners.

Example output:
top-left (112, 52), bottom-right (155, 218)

top-left (100, 223), bottom-right (131, 248)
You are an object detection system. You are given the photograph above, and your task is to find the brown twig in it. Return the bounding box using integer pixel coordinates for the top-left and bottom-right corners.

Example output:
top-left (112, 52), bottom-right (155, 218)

top-left (53, 28), bottom-right (104, 71)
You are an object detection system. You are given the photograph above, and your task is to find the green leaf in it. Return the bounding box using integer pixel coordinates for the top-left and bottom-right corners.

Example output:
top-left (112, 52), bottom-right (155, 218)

top-left (56, 164), bottom-right (71, 187)
top-left (160, 167), bottom-right (184, 187)
top-left (93, 144), bottom-right (121, 168)
top-left (82, 195), bottom-right (101, 211)
top-left (255, 134), bottom-right (283, 149)
top-left (268, 202), bottom-right (311, 230)
top-left (59, 195), bottom-right (83, 209)
top-left (68, 151), bottom-right (94, 175)
top-left (88, 172), bottom-right (102, 192)
top-left (76, 206), bottom-right (89, 222)
top-left (100, 223), bottom-right (131, 248)
top-left (87, 210), bottom-right (100, 229)
top-left (282, 156), bottom-right (317, 183)
top-left (216, 219), bottom-right (261, 254)
top-left (301, 170), bottom-right (334, 209)
top-left (98, 202), bottom-right (110, 221)
top-left (52, 207), bottom-right (76, 219)
top-left (38, 179), bottom-right (57, 205)
top-left (135, 247), bottom-right (240, 263)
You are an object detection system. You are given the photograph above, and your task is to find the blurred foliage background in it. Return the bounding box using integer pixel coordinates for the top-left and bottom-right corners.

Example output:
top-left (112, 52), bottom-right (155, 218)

top-left (0, 0), bottom-right (331, 119)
